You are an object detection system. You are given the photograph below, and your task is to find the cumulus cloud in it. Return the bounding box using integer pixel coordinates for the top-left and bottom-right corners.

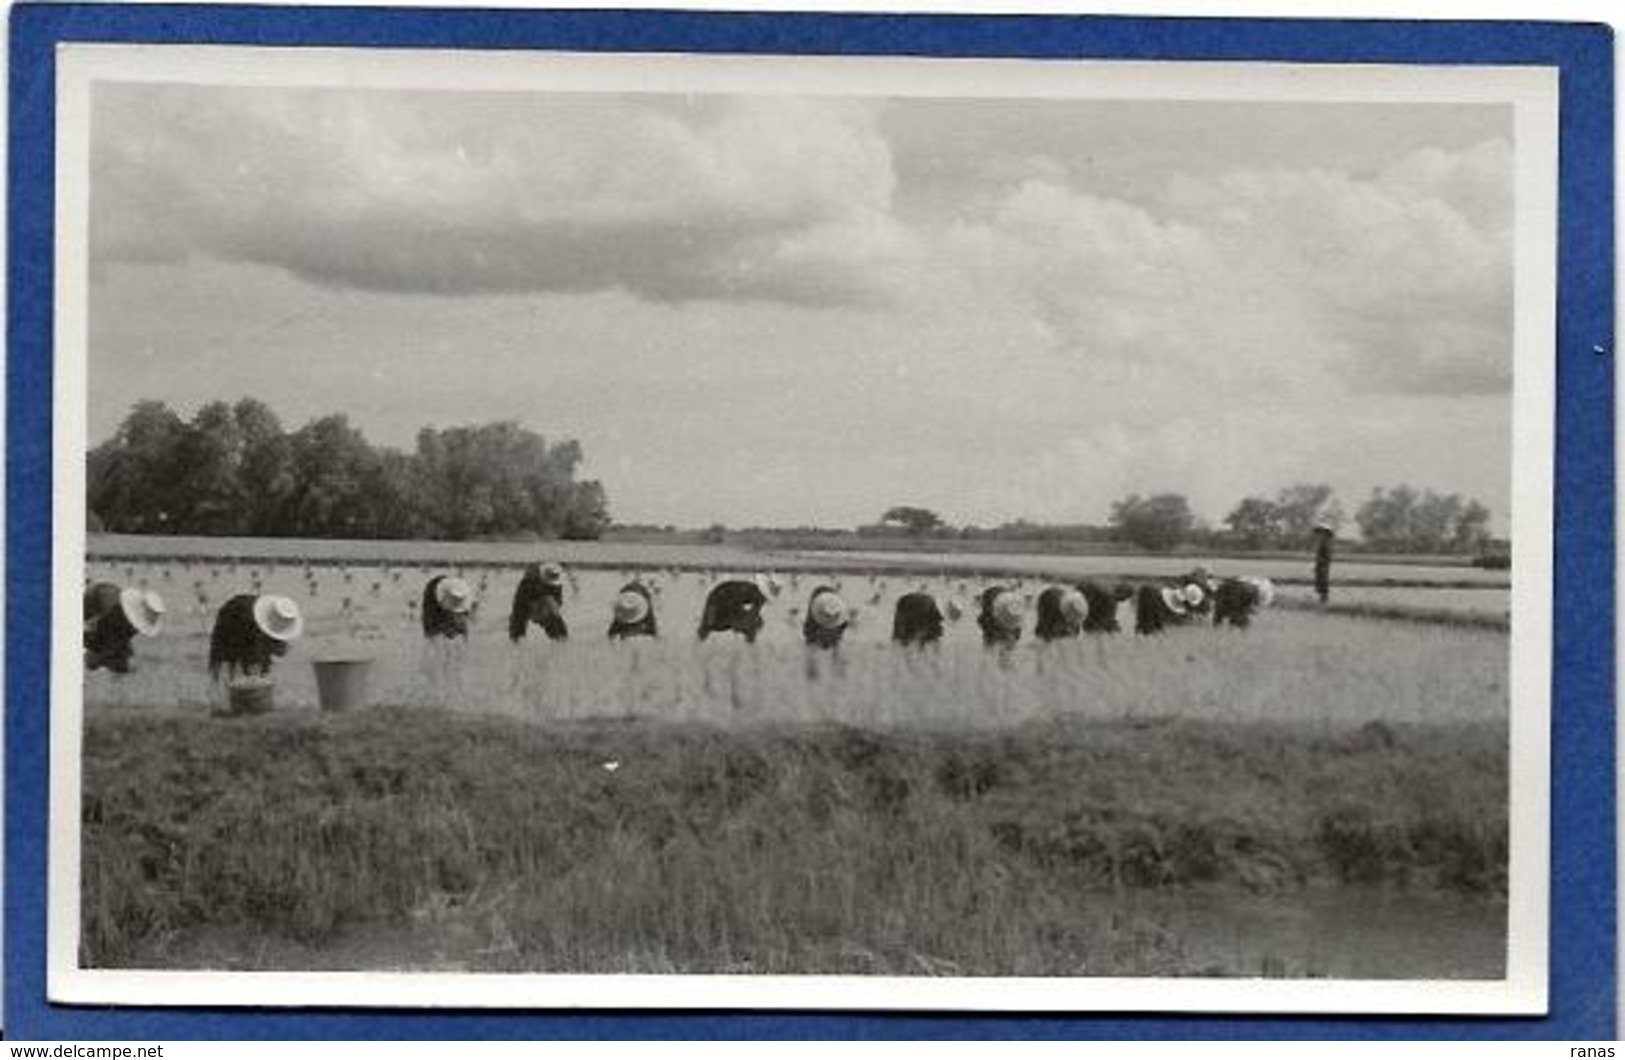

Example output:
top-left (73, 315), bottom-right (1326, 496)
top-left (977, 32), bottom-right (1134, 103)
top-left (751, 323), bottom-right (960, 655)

top-left (1166, 138), bottom-right (1513, 394)
top-left (937, 137), bottom-right (1511, 397)
top-left (943, 179), bottom-right (1218, 371)
top-left (90, 86), bottom-right (915, 306)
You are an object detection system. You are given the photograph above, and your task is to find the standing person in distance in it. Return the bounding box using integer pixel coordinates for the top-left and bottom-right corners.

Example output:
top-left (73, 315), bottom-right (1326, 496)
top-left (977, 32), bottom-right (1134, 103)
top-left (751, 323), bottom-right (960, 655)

top-left (1312, 522), bottom-right (1335, 604)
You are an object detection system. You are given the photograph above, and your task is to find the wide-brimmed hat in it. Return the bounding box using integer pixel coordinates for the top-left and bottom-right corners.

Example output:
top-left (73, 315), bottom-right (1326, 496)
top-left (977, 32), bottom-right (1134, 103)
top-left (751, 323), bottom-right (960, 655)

top-left (1242, 576), bottom-right (1276, 608)
top-left (613, 589), bottom-right (649, 625)
top-left (992, 590), bottom-right (1025, 632)
top-left (809, 591), bottom-right (848, 630)
top-left (435, 577), bottom-right (474, 614)
top-left (1182, 583), bottom-right (1206, 607)
top-left (119, 587), bottom-right (166, 637)
top-left (1160, 586), bottom-right (1188, 614)
top-left (252, 595), bottom-right (304, 642)
top-left (538, 564), bottom-right (564, 585)
top-left (1313, 521), bottom-right (1335, 534)
top-left (1059, 588), bottom-right (1090, 625)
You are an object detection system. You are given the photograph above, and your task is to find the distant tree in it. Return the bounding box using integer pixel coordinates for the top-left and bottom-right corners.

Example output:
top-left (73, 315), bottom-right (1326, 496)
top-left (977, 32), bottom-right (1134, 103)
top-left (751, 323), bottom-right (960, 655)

top-left (1108, 493), bottom-right (1195, 552)
top-left (1273, 483), bottom-right (1337, 547)
top-left (1410, 491), bottom-right (1466, 553)
top-left (413, 422), bottom-right (609, 540)
top-left (1223, 496), bottom-right (1283, 549)
top-left (283, 415), bottom-right (390, 538)
top-left (560, 479), bottom-right (611, 540)
top-left (1355, 485), bottom-right (1490, 554)
top-left (89, 397), bottom-right (613, 542)
top-left (1454, 499), bottom-right (1493, 552)
top-left (233, 398), bottom-right (297, 536)
top-left (173, 401), bottom-right (249, 535)
top-left (87, 400), bottom-right (189, 533)
top-left (880, 506), bottom-right (945, 536)
top-left (1355, 485), bottom-right (1419, 551)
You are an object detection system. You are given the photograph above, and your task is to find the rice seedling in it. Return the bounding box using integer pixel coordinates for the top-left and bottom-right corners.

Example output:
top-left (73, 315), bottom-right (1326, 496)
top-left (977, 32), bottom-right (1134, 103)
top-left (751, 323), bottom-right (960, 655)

top-left (77, 553), bottom-right (1512, 978)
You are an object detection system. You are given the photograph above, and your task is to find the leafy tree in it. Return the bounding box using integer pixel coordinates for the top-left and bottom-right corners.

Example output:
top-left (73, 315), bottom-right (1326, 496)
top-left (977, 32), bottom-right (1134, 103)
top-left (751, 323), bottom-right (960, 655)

top-left (1356, 485), bottom-right (1491, 554)
top-left (83, 397), bottom-right (609, 544)
top-left (87, 400), bottom-right (189, 533)
top-left (1355, 485), bottom-right (1419, 550)
top-left (1274, 483), bottom-right (1337, 547)
top-left (1410, 491), bottom-right (1466, 553)
top-left (173, 401), bottom-right (248, 534)
top-left (283, 415), bottom-right (391, 538)
top-left (1108, 492), bottom-right (1195, 552)
top-left (1223, 496), bottom-right (1283, 549)
top-left (880, 506), bottom-right (945, 536)
top-left (233, 398), bottom-right (297, 536)
top-left (1454, 499), bottom-right (1493, 552)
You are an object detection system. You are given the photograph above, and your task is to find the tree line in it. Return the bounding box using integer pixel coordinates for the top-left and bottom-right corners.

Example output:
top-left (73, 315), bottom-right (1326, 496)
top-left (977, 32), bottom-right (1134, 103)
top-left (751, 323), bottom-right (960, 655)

top-left (87, 399), bottom-right (611, 541)
top-left (864, 483), bottom-right (1499, 556)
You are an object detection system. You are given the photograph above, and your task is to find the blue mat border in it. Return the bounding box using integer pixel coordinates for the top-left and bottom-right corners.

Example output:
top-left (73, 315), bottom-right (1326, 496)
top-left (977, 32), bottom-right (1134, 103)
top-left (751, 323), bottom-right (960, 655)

top-left (6, 4), bottom-right (1614, 1041)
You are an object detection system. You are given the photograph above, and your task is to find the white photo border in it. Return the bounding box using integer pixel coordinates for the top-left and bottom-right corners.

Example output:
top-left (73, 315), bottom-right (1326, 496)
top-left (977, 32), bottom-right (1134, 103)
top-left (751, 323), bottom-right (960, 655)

top-left (47, 42), bottom-right (1558, 1015)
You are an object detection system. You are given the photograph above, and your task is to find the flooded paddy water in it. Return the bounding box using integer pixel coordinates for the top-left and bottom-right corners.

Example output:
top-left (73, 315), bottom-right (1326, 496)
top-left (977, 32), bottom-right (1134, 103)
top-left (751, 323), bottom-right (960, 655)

top-left (78, 539), bottom-right (1510, 981)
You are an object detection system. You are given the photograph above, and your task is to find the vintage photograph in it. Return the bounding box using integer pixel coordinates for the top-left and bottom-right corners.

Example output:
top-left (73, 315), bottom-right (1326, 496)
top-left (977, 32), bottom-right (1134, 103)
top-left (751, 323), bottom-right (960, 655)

top-left (52, 44), bottom-right (1555, 1012)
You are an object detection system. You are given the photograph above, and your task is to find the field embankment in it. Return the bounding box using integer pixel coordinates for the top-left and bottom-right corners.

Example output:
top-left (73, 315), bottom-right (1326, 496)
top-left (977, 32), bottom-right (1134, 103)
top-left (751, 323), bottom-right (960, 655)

top-left (82, 707), bottom-right (1506, 976)
top-left (85, 533), bottom-right (1510, 592)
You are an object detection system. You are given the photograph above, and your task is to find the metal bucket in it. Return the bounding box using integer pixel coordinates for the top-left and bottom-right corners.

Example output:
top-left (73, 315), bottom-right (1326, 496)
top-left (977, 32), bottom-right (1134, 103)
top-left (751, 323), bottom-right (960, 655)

top-left (224, 678), bottom-right (275, 716)
top-left (313, 657), bottom-right (374, 712)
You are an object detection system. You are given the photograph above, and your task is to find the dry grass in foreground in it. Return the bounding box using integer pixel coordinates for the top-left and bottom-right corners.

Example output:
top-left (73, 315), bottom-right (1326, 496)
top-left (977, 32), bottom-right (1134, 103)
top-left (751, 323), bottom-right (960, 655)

top-left (82, 707), bottom-right (1506, 976)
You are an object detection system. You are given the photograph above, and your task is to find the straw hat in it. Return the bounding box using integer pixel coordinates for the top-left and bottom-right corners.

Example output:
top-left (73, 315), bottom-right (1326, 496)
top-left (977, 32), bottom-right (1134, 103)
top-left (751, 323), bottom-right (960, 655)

top-left (1313, 521), bottom-right (1335, 534)
top-left (1059, 588), bottom-right (1090, 626)
top-left (613, 589), bottom-right (649, 625)
top-left (992, 590), bottom-right (1025, 632)
top-left (809, 591), bottom-right (848, 630)
top-left (538, 564), bottom-right (564, 586)
top-left (252, 595), bottom-right (304, 642)
top-left (1182, 583), bottom-right (1206, 607)
top-left (1243, 576), bottom-right (1276, 608)
top-left (1159, 586), bottom-right (1188, 614)
top-left (118, 587), bottom-right (166, 637)
top-left (435, 577), bottom-right (474, 614)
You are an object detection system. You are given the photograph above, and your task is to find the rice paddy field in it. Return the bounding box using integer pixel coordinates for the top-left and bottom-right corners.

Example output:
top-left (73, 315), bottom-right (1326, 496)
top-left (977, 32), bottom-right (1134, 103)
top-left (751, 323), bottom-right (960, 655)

top-left (78, 538), bottom-right (1511, 980)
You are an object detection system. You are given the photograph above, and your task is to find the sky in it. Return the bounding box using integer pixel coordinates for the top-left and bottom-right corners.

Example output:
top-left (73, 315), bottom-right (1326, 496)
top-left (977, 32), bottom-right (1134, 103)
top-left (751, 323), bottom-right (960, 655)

top-left (86, 81), bottom-right (1515, 532)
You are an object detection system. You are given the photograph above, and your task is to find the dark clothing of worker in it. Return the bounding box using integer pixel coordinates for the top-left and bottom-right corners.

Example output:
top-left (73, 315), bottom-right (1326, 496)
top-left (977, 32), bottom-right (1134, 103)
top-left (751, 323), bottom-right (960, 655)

top-left (801, 586), bottom-right (849, 650)
top-left (1313, 530), bottom-right (1334, 603)
top-left (892, 592), bottom-right (945, 646)
top-left (421, 576), bottom-right (471, 641)
top-left (1212, 578), bottom-right (1264, 629)
top-left (607, 582), bottom-right (658, 640)
top-left (1032, 587), bottom-right (1079, 642)
top-left (208, 594), bottom-right (288, 681)
top-left (1135, 584), bottom-right (1182, 636)
top-left (509, 565), bottom-right (568, 642)
top-left (976, 586), bottom-right (1023, 649)
top-left (1077, 580), bottom-right (1134, 634)
top-left (698, 580), bottom-right (767, 643)
top-left (84, 582), bottom-right (137, 674)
